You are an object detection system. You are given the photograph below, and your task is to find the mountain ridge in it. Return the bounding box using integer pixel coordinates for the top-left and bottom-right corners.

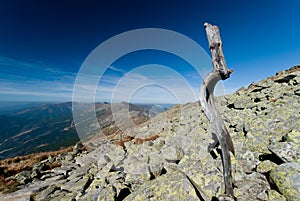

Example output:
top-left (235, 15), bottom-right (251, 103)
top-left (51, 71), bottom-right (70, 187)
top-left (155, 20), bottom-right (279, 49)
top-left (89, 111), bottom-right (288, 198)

top-left (0, 102), bottom-right (168, 159)
top-left (0, 65), bottom-right (299, 200)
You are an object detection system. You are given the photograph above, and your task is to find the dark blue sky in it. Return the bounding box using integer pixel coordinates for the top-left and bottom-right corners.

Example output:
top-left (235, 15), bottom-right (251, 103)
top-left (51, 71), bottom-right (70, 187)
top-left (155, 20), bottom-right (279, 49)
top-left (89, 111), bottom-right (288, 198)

top-left (0, 0), bottom-right (300, 103)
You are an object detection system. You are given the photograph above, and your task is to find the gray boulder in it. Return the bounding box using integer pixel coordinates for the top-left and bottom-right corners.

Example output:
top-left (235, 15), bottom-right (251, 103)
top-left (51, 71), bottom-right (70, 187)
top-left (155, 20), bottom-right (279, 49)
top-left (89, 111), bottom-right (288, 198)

top-left (270, 162), bottom-right (300, 201)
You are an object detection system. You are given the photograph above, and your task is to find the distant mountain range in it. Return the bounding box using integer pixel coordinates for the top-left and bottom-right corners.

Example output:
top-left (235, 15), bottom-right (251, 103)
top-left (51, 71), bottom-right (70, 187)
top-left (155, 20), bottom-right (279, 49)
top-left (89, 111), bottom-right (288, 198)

top-left (0, 102), bottom-right (170, 159)
top-left (0, 102), bottom-right (52, 114)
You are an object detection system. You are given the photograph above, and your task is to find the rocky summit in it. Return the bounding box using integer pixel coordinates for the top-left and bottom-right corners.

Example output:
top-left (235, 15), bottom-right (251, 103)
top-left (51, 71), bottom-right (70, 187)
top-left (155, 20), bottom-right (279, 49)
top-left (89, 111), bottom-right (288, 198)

top-left (0, 66), bottom-right (299, 201)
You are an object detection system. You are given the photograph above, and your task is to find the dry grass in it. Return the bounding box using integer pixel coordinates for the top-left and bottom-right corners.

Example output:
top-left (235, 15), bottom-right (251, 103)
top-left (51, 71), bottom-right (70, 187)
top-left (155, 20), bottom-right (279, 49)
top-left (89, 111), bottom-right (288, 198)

top-left (0, 146), bottom-right (73, 193)
top-left (113, 136), bottom-right (135, 148)
top-left (134, 134), bottom-right (159, 145)
top-left (113, 134), bottom-right (160, 148)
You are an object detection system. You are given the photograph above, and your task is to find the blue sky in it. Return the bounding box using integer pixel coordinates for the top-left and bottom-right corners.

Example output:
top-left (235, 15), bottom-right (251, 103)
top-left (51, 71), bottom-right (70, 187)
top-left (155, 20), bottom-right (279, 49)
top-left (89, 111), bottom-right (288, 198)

top-left (0, 0), bottom-right (300, 104)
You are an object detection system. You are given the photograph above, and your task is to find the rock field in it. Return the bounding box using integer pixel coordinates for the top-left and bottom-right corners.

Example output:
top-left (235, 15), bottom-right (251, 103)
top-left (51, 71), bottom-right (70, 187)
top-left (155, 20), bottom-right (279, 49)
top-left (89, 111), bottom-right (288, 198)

top-left (0, 66), bottom-right (299, 201)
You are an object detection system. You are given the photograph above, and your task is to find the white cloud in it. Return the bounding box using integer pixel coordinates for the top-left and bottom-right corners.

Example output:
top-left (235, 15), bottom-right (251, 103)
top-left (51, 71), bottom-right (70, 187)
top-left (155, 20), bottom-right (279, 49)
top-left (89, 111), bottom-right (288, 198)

top-left (0, 56), bottom-right (230, 103)
top-left (95, 65), bottom-right (200, 104)
top-left (108, 65), bottom-right (126, 74)
top-left (0, 56), bottom-right (77, 101)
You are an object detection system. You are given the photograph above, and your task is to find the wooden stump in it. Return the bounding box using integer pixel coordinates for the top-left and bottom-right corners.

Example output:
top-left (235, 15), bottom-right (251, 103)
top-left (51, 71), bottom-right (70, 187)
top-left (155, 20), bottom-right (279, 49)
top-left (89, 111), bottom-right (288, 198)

top-left (199, 23), bottom-right (235, 199)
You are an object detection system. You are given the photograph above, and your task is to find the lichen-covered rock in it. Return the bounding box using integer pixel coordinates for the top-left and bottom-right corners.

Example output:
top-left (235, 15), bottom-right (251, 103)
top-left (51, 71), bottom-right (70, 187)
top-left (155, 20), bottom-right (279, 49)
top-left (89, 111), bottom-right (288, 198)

top-left (80, 177), bottom-right (106, 200)
top-left (269, 142), bottom-right (300, 164)
top-left (123, 170), bottom-right (201, 201)
top-left (14, 170), bottom-right (32, 185)
top-left (234, 172), bottom-right (270, 201)
top-left (178, 153), bottom-right (223, 199)
top-left (244, 132), bottom-right (271, 155)
top-left (80, 185), bottom-right (116, 201)
top-left (161, 144), bottom-right (184, 163)
top-left (257, 160), bottom-right (277, 174)
top-left (282, 130), bottom-right (300, 144)
top-left (238, 150), bottom-right (258, 174)
top-left (2, 66), bottom-right (300, 201)
top-left (123, 155), bottom-right (152, 190)
top-left (61, 174), bottom-right (92, 194)
top-left (67, 166), bottom-right (90, 181)
top-left (35, 184), bottom-right (58, 201)
top-left (76, 142), bottom-right (125, 168)
top-left (268, 190), bottom-right (286, 201)
top-left (270, 162), bottom-right (300, 201)
top-left (121, 143), bottom-right (164, 190)
top-left (96, 185), bottom-right (116, 201)
top-left (233, 96), bottom-right (255, 110)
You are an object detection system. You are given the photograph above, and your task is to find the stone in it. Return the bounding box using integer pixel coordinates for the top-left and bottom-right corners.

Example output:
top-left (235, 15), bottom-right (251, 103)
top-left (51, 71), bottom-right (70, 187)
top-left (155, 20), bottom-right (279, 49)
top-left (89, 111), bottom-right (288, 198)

top-left (44, 174), bottom-right (66, 181)
top-left (178, 153), bottom-right (223, 199)
top-left (268, 190), bottom-right (287, 201)
top-left (123, 155), bottom-right (152, 190)
top-left (234, 172), bottom-right (270, 201)
top-left (73, 142), bottom-right (84, 155)
top-left (31, 169), bottom-right (41, 180)
top-left (61, 174), bottom-right (92, 193)
top-left (0, 190), bottom-right (32, 201)
top-left (2, 66), bottom-right (300, 201)
top-left (282, 130), bottom-right (300, 144)
top-left (67, 167), bottom-right (89, 181)
top-left (270, 162), bottom-right (300, 201)
top-left (269, 142), bottom-right (300, 164)
top-left (257, 160), bottom-right (277, 174)
top-left (64, 153), bottom-right (75, 162)
top-left (40, 172), bottom-right (57, 180)
top-left (80, 177), bottom-right (106, 200)
top-left (59, 193), bottom-right (77, 201)
top-left (161, 144), bottom-right (184, 163)
top-left (48, 156), bottom-right (55, 163)
top-left (233, 98), bottom-right (254, 110)
top-left (61, 160), bottom-right (78, 168)
top-left (148, 154), bottom-right (164, 178)
top-left (77, 143), bottom-right (125, 169)
top-left (96, 185), bottom-right (116, 201)
top-left (51, 166), bottom-right (73, 176)
top-left (239, 150), bottom-right (258, 174)
top-left (123, 170), bottom-right (201, 201)
top-left (14, 170), bottom-right (32, 185)
top-left (35, 184), bottom-right (58, 201)
top-left (274, 74), bottom-right (297, 83)
top-left (244, 132), bottom-right (271, 155)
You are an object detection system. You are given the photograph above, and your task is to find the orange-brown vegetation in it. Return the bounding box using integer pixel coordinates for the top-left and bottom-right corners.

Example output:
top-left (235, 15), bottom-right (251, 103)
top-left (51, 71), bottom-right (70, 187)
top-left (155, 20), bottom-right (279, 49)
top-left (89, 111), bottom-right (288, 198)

top-left (134, 134), bottom-right (159, 145)
top-left (113, 136), bottom-right (135, 148)
top-left (0, 147), bottom-right (73, 193)
top-left (113, 134), bottom-right (160, 148)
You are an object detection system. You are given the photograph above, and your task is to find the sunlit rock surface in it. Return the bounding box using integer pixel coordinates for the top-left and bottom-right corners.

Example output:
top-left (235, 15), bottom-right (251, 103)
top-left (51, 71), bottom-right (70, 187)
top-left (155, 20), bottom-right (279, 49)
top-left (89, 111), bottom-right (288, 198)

top-left (0, 65), bottom-right (299, 200)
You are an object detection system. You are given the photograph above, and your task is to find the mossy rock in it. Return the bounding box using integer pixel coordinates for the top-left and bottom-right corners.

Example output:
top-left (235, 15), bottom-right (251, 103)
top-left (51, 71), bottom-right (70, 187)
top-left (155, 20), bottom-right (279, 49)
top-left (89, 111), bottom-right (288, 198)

top-left (257, 160), bottom-right (277, 174)
top-left (270, 162), bottom-right (300, 201)
top-left (124, 170), bottom-right (201, 201)
top-left (268, 190), bottom-right (286, 201)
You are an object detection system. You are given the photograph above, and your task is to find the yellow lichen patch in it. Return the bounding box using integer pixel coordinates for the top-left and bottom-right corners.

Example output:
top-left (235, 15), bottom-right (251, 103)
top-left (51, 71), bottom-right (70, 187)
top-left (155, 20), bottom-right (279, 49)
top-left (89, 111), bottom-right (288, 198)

top-left (270, 162), bottom-right (300, 201)
top-left (245, 132), bottom-right (271, 154)
top-left (177, 154), bottom-right (224, 199)
top-left (257, 160), bottom-right (277, 174)
top-left (230, 153), bottom-right (246, 183)
top-left (124, 171), bottom-right (199, 201)
top-left (283, 130), bottom-right (300, 144)
top-left (268, 190), bottom-right (286, 201)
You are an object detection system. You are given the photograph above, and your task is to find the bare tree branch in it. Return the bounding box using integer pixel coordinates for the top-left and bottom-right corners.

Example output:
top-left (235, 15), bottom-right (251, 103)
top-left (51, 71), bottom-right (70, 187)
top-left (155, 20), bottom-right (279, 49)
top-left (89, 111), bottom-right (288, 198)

top-left (199, 22), bottom-right (235, 198)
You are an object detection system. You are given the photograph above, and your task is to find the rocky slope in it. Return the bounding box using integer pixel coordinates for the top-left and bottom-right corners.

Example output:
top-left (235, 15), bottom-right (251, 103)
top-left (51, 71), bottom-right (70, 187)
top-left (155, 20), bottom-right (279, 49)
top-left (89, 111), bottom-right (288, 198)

top-left (0, 102), bottom-right (163, 159)
top-left (0, 66), bottom-right (299, 201)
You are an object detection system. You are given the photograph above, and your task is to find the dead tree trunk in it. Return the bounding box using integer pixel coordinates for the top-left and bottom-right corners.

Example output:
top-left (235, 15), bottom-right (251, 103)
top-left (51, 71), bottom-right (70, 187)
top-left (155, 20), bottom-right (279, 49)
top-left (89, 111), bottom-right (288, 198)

top-left (199, 23), bottom-right (235, 198)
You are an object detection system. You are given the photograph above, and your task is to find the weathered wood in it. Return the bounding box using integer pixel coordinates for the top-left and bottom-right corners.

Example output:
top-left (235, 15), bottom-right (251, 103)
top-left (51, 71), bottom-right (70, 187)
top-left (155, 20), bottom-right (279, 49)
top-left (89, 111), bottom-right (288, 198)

top-left (199, 23), bottom-right (235, 198)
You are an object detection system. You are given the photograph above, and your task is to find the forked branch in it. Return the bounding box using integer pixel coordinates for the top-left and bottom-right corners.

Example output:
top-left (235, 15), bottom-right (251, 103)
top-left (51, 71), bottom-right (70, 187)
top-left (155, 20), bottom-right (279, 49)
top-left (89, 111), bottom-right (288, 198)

top-left (199, 23), bottom-right (235, 198)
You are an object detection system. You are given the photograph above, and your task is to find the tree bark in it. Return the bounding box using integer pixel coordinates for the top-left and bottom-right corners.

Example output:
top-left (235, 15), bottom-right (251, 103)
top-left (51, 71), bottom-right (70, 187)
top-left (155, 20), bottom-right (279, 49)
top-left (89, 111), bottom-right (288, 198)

top-left (199, 23), bottom-right (235, 198)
